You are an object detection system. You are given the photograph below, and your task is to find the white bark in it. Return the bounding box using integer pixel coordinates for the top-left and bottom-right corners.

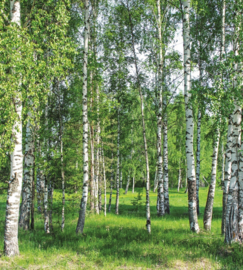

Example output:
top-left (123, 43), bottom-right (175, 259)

top-left (153, 166), bottom-right (158, 193)
top-left (182, 0), bottom-right (199, 232)
top-left (203, 128), bottom-right (220, 230)
top-left (132, 175), bottom-right (135, 193)
top-left (221, 143), bottom-right (225, 188)
top-left (222, 116), bottom-right (233, 234)
top-left (76, 0), bottom-right (89, 234)
top-left (156, 0), bottom-right (164, 217)
top-left (43, 176), bottom-right (49, 234)
top-left (115, 108), bottom-right (120, 214)
top-left (125, 172), bottom-right (131, 194)
top-left (163, 96), bottom-right (169, 214)
top-left (4, 0), bottom-right (23, 257)
top-left (225, 106), bottom-right (241, 243)
top-left (108, 151), bottom-right (114, 212)
top-left (196, 110), bottom-right (201, 215)
top-left (19, 114), bottom-right (34, 230)
top-left (102, 148), bottom-right (106, 216)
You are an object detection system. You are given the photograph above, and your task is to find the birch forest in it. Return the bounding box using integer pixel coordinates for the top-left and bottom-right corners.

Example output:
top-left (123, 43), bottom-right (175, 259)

top-left (1, 0), bottom-right (243, 268)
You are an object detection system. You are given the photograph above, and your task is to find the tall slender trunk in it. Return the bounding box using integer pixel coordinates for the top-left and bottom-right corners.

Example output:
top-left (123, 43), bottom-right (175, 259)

top-left (125, 172), bottom-right (130, 194)
top-left (182, 0), bottom-right (199, 232)
top-left (221, 143), bottom-right (225, 189)
top-left (120, 169), bottom-right (123, 189)
top-left (90, 126), bottom-right (95, 211)
top-left (48, 180), bottom-right (54, 231)
top-left (76, 0), bottom-right (89, 234)
top-left (225, 6), bottom-right (241, 242)
top-left (102, 148), bottom-right (106, 216)
top-left (115, 108), bottom-right (120, 214)
top-left (163, 94), bottom-right (169, 214)
top-left (98, 149), bottom-right (102, 211)
top-left (132, 175), bottom-right (135, 193)
top-left (43, 175), bottom-right (49, 233)
top-left (126, 1), bottom-right (151, 232)
top-left (178, 160), bottom-right (181, 192)
top-left (153, 166), bottom-right (158, 192)
top-left (58, 85), bottom-right (65, 231)
top-left (108, 151), bottom-right (114, 212)
top-left (4, 0), bottom-right (22, 257)
top-left (156, 0), bottom-right (164, 217)
top-left (196, 110), bottom-right (201, 216)
top-left (203, 129), bottom-right (220, 230)
top-left (222, 116), bottom-right (233, 234)
top-left (19, 116), bottom-right (34, 230)
top-left (30, 143), bottom-right (35, 230)
top-left (225, 107), bottom-right (241, 243)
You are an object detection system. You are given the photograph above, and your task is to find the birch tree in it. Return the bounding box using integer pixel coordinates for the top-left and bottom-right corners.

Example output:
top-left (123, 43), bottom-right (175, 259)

top-left (182, 0), bottom-right (199, 233)
top-left (76, 0), bottom-right (90, 234)
top-left (4, 0), bottom-right (23, 256)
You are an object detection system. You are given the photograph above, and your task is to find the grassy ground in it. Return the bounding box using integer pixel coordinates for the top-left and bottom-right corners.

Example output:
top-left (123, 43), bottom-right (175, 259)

top-left (0, 187), bottom-right (242, 269)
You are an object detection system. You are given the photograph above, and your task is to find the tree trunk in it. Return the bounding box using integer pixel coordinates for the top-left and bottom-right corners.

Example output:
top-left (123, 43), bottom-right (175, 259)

top-left (203, 129), bottom-right (220, 230)
top-left (222, 116), bottom-right (233, 235)
top-left (90, 126), bottom-right (95, 211)
top-left (156, 0), bottom-right (165, 217)
top-left (125, 172), bottom-right (130, 194)
top-left (30, 145), bottom-right (35, 230)
top-left (19, 117), bottom-right (34, 230)
top-left (48, 180), bottom-right (54, 232)
top-left (182, 0), bottom-right (199, 232)
top-left (76, 0), bottom-right (89, 234)
top-left (4, 0), bottom-right (23, 257)
top-left (120, 170), bottom-right (123, 189)
top-left (196, 110), bottom-right (201, 216)
top-left (108, 152), bottom-right (114, 212)
top-left (115, 108), bottom-right (120, 214)
top-left (225, 106), bottom-right (241, 243)
top-left (153, 166), bottom-right (158, 192)
top-left (221, 143), bottom-right (225, 189)
top-left (102, 148), bottom-right (106, 216)
top-left (132, 175), bottom-right (135, 193)
top-left (58, 86), bottom-right (65, 232)
top-left (163, 97), bottom-right (169, 214)
top-left (43, 175), bottom-right (50, 234)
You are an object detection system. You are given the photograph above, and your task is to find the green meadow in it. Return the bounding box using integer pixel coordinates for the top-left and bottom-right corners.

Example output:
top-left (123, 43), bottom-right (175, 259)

top-left (0, 188), bottom-right (242, 269)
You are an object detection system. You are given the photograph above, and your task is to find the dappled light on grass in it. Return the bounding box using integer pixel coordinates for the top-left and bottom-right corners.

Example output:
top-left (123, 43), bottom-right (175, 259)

top-left (0, 188), bottom-right (242, 269)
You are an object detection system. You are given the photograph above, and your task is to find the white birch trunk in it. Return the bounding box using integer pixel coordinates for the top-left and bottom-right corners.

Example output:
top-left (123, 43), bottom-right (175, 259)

top-left (4, 0), bottom-right (23, 257)
top-left (196, 109), bottom-right (201, 215)
top-left (222, 116), bottom-right (233, 234)
top-left (203, 129), bottom-right (220, 230)
top-left (125, 172), bottom-right (130, 194)
top-left (90, 126), bottom-right (95, 211)
top-left (221, 143), bottom-right (225, 189)
top-left (182, 0), bottom-right (199, 232)
top-left (108, 151), bottom-right (114, 212)
top-left (132, 175), bottom-right (135, 193)
top-left (225, 106), bottom-right (241, 243)
top-left (19, 115), bottom-right (34, 230)
top-left (163, 96), bottom-right (169, 214)
top-left (153, 166), bottom-right (158, 193)
top-left (156, 0), bottom-right (164, 217)
top-left (102, 148), bottom-right (106, 216)
top-left (76, 0), bottom-right (89, 234)
top-left (178, 165), bottom-right (181, 192)
top-left (43, 175), bottom-right (49, 234)
top-left (115, 108), bottom-right (120, 214)
top-left (120, 170), bottom-right (123, 189)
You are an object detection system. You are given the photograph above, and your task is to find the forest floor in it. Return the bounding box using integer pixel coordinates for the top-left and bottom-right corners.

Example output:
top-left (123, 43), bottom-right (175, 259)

top-left (0, 187), bottom-right (242, 269)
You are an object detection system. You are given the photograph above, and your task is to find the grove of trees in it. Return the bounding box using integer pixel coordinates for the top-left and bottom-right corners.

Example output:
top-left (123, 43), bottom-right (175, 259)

top-left (0, 0), bottom-right (243, 257)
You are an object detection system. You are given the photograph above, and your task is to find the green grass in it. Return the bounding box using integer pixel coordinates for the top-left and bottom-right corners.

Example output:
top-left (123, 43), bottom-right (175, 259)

top-left (0, 187), bottom-right (242, 269)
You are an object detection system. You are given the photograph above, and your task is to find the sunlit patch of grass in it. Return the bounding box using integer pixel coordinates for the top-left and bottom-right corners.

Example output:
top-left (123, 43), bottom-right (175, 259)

top-left (0, 187), bottom-right (242, 269)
